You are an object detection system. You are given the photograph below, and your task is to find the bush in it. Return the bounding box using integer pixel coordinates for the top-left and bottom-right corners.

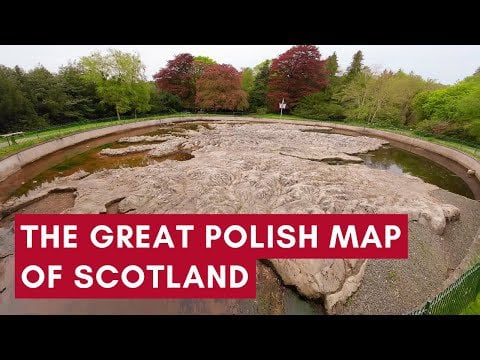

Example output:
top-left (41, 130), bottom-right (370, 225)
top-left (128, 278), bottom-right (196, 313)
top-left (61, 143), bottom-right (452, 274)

top-left (467, 120), bottom-right (480, 144)
top-left (416, 119), bottom-right (462, 136)
top-left (18, 115), bottom-right (50, 132)
top-left (369, 117), bottom-right (404, 128)
top-left (150, 91), bottom-right (183, 114)
top-left (415, 118), bottom-right (480, 144)
top-left (293, 102), bottom-right (345, 120)
top-left (412, 75), bottom-right (480, 144)
top-left (256, 107), bottom-right (268, 115)
top-left (292, 92), bottom-right (345, 120)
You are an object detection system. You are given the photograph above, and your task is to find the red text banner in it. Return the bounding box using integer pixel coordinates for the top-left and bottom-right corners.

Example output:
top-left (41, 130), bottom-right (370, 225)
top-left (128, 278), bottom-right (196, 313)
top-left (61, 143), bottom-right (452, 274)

top-left (14, 214), bottom-right (408, 298)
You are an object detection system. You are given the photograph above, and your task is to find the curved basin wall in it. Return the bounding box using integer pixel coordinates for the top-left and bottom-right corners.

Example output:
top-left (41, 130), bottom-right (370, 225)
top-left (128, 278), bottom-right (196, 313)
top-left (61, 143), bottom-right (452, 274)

top-left (0, 116), bottom-right (479, 186)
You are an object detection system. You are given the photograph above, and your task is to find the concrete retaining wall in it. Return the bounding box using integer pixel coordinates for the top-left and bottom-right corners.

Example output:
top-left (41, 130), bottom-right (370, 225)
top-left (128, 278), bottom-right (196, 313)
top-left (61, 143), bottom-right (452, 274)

top-left (0, 119), bottom-right (154, 180)
top-left (1, 116), bottom-right (479, 184)
top-left (0, 116), bottom-right (238, 181)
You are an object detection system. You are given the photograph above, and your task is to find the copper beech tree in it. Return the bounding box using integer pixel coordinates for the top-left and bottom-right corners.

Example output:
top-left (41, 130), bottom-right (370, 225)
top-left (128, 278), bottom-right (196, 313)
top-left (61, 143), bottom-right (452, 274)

top-left (153, 53), bottom-right (196, 109)
top-left (267, 45), bottom-right (328, 111)
top-left (195, 64), bottom-right (248, 111)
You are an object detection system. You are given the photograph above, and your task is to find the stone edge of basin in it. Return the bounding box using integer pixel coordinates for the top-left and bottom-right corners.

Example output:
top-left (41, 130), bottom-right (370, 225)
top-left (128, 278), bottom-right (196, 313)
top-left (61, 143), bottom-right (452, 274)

top-left (0, 116), bottom-right (240, 181)
top-left (0, 116), bottom-right (479, 186)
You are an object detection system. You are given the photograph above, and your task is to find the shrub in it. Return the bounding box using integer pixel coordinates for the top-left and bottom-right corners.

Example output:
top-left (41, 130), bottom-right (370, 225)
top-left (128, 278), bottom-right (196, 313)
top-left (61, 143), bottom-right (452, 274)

top-left (256, 107), bottom-right (268, 115)
top-left (415, 118), bottom-right (480, 144)
top-left (150, 91), bottom-right (183, 114)
top-left (467, 120), bottom-right (480, 144)
top-left (292, 92), bottom-right (345, 120)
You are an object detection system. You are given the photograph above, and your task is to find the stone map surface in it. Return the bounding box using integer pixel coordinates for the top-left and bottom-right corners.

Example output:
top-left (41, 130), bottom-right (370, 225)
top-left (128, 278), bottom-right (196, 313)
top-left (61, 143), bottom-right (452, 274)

top-left (1, 122), bottom-right (474, 314)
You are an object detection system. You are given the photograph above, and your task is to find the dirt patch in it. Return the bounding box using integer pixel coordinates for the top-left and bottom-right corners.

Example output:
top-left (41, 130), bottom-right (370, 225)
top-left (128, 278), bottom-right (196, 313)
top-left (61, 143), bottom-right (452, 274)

top-left (150, 151), bottom-right (194, 162)
top-left (339, 222), bottom-right (447, 314)
top-left (429, 189), bottom-right (480, 273)
top-left (255, 261), bottom-right (285, 314)
top-left (9, 150), bottom-right (161, 200)
top-left (0, 189), bottom-right (76, 227)
top-left (339, 189), bottom-right (480, 314)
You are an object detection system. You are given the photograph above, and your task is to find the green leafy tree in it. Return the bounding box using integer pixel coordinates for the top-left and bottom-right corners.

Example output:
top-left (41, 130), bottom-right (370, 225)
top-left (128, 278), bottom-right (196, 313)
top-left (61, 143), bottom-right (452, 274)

top-left (338, 68), bottom-right (442, 126)
top-left (22, 66), bottom-right (68, 124)
top-left (292, 92), bottom-right (345, 120)
top-left (0, 65), bottom-right (41, 132)
top-left (58, 62), bottom-right (107, 121)
top-left (344, 50), bottom-right (364, 82)
top-left (129, 81), bottom-right (151, 118)
top-left (325, 52), bottom-right (339, 85)
top-left (337, 67), bottom-right (376, 122)
top-left (80, 49), bottom-right (150, 120)
top-left (241, 67), bottom-right (254, 93)
top-left (149, 86), bottom-right (184, 114)
top-left (413, 73), bottom-right (480, 142)
top-left (249, 60), bottom-right (270, 111)
top-left (413, 74), bottom-right (480, 122)
top-left (194, 56), bottom-right (216, 65)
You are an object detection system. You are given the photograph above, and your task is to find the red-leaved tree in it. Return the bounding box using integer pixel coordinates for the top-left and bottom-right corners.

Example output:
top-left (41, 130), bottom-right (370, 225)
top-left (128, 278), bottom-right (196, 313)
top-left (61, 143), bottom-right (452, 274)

top-left (267, 45), bottom-right (328, 111)
top-left (153, 53), bottom-right (196, 108)
top-left (195, 64), bottom-right (248, 111)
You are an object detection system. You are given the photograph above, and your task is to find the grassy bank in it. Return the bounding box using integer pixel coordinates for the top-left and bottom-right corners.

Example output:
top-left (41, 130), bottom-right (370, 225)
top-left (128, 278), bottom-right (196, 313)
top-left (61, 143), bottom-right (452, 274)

top-left (0, 113), bottom-right (202, 159)
top-left (1, 113), bottom-right (480, 161)
top-left (461, 293), bottom-right (480, 314)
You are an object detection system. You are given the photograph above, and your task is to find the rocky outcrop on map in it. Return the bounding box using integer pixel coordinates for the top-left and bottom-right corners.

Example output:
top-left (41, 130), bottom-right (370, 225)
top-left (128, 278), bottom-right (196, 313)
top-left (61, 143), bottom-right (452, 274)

top-left (118, 135), bottom-right (180, 143)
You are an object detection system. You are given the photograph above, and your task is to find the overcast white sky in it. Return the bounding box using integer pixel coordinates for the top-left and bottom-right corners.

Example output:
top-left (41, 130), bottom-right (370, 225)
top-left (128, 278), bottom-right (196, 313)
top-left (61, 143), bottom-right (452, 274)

top-left (0, 45), bottom-right (479, 84)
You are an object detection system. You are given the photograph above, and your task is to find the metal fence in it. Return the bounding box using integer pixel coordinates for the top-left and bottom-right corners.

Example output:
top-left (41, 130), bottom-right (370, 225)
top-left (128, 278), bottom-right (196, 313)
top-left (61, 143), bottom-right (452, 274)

top-left (411, 262), bottom-right (480, 315)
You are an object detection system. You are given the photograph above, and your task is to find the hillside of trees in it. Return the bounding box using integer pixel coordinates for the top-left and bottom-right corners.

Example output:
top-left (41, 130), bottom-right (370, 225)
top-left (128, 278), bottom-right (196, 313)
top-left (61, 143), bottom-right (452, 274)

top-left (1, 46), bottom-right (479, 145)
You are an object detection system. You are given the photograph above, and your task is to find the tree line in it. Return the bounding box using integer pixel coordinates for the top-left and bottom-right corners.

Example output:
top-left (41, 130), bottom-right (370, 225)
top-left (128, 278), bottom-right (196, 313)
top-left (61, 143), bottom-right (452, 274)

top-left (1, 46), bottom-right (479, 144)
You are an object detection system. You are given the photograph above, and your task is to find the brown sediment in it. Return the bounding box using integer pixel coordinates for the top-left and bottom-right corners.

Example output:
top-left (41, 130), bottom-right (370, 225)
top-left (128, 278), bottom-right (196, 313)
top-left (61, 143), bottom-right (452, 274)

top-left (149, 151), bottom-right (194, 161)
top-left (0, 122), bottom-right (212, 204)
top-left (7, 152), bottom-right (159, 200)
top-left (0, 125), bottom-right (158, 203)
top-left (0, 188), bottom-right (76, 227)
top-left (255, 261), bottom-right (285, 315)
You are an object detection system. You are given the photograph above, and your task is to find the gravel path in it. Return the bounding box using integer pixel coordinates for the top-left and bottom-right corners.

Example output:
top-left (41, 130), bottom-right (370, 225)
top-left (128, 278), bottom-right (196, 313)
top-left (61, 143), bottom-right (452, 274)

top-left (339, 189), bottom-right (480, 314)
top-left (430, 189), bottom-right (480, 273)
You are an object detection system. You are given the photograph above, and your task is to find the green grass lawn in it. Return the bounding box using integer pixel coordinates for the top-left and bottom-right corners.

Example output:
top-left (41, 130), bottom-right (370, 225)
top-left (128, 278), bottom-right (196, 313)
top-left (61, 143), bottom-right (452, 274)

top-left (0, 113), bottom-right (200, 159)
top-left (461, 292), bottom-right (480, 315)
top-left (1, 112), bottom-right (480, 161)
